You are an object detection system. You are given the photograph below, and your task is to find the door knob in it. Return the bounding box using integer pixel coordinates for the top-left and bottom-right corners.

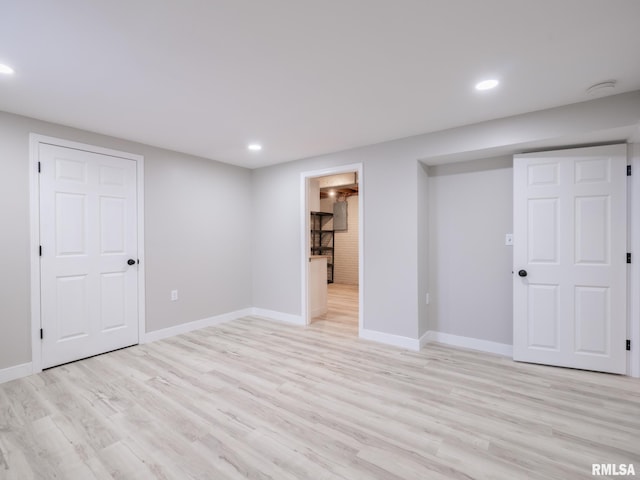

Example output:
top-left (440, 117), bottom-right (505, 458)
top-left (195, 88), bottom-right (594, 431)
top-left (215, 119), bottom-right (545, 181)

top-left (518, 269), bottom-right (527, 277)
top-left (127, 259), bottom-right (136, 266)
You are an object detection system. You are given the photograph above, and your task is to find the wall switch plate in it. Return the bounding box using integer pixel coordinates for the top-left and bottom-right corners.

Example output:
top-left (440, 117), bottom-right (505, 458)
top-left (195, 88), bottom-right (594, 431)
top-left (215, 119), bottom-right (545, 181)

top-left (170, 290), bottom-right (178, 301)
top-left (425, 293), bottom-right (430, 305)
top-left (505, 234), bottom-right (513, 246)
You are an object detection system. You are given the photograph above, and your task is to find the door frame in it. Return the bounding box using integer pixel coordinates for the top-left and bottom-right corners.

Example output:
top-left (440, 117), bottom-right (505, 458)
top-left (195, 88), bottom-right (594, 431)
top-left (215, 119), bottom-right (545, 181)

top-left (629, 143), bottom-right (640, 377)
top-left (300, 163), bottom-right (364, 334)
top-left (29, 134), bottom-right (145, 374)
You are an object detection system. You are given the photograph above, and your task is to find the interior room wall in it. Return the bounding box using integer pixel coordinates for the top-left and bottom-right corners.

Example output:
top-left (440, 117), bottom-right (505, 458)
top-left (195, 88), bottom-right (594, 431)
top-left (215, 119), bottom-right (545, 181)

top-left (251, 92), bottom-right (640, 345)
top-left (251, 146), bottom-right (420, 340)
top-left (0, 110), bottom-right (253, 371)
top-left (319, 197), bottom-right (332, 214)
top-left (320, 196), bottom-right (359, 285)
top-left (144, 148), bottom-right (253, 332)
top-left (2, 92), bottom-right (637, 371)
top-left (428, 156), bottom-right (514, 345)
top-left (0, 112), bottom-right (31, 370)
top-left (308, 178), bottom-right (320, 212)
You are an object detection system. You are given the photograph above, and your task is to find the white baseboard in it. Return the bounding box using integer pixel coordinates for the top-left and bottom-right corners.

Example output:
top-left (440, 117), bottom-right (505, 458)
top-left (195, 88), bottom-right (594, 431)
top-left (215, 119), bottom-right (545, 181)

top-left (142, 308), bottom-right (253, 343)
top-left (250, 308), bottom-right (305, 325)
top-left (360, 328), bottom-right (420, 351)
top-left (0, 362), bottom-right (33, 385)
top-left (424, 330), bottom-right (513, 357)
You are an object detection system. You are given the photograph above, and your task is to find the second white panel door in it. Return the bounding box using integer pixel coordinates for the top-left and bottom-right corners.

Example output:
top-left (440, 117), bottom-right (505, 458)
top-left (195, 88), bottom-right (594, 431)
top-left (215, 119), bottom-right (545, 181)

top-left (513, 144), bottom-right (627, 374)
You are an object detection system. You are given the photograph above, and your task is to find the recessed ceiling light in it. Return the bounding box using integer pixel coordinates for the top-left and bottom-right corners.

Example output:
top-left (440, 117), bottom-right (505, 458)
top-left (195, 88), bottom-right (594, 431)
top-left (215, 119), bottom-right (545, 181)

top-left (329, 190), bottom-right (336, 197)
top-left (475, 79), bottom-right (499, 91)
top-left (247, 143), bottom-right (262, 151)
top-left (0, 64), bottom-right (15, 75)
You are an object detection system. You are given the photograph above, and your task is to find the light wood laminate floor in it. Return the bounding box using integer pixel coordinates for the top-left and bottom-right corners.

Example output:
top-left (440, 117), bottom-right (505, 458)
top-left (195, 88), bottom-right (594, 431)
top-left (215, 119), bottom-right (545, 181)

top-left (311, 283), bottom-right (359, 334)
top-left (1, 314), bottom-right (639, 479)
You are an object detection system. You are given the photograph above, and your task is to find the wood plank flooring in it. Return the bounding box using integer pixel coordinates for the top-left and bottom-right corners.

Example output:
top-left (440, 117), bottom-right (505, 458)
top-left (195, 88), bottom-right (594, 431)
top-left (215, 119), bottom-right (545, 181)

top-left (1, 307), bottom-right (639, 479)
top-left (311, 283), bottom-right (359, 333)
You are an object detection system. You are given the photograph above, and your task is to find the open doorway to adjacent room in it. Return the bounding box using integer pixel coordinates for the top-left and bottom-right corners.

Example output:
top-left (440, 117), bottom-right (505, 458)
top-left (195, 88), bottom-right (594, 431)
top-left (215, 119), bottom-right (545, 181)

top-left (301, 164), bottom-right (363, 337)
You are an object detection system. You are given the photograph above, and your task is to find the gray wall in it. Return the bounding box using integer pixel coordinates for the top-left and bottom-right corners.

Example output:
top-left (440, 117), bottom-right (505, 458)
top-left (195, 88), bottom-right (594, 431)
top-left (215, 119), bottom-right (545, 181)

top-left (0, 113), bottom-right (32, 369)
top-left (251, 146), bottom-right (420, 338)
top-left (0, 110), bottom-right (252, 370)
top-left (144, 147), bottom-right (252, 331)
top-left (251, 91), bottom-right (640, 343)
top-left (3, 91), bottom-right (639, 371)
top-left (428, 157), bottom-right (514, 344)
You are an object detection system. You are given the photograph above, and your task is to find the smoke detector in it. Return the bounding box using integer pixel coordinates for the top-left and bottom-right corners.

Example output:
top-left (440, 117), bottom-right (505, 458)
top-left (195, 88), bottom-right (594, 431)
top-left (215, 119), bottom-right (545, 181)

top-left (586, 80), bottom-right (617, 96)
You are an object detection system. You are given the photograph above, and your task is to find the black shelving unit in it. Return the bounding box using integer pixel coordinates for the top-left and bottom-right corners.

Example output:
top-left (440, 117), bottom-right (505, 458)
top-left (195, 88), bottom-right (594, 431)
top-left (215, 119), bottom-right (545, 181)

top-left (310, 211), bottom-right (334, 283)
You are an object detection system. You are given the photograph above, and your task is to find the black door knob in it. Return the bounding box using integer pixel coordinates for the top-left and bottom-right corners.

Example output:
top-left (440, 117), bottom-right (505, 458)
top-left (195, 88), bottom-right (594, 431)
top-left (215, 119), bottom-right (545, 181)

top-left (127, 259), bottom-right (136, 266)
top-left (518, 269), bottom-right (527, 277)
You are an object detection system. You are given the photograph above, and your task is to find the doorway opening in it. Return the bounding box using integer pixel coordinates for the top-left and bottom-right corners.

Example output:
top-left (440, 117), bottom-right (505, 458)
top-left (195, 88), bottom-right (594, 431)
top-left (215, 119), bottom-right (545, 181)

top-left (301, 164), bottom-right (363, 336)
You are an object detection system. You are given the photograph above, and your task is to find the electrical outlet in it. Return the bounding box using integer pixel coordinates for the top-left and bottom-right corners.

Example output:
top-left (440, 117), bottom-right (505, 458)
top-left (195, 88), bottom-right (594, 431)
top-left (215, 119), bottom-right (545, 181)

top-left (170, 290), bottom-right (178, 301)
top-left (505, 233), bottom-right (513, 246)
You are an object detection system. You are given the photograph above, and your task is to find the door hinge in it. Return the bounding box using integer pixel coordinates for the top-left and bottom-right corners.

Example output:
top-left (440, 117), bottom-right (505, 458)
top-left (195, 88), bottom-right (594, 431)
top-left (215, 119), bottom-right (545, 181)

top-left (38, 161), bottom-right (41, 173)
top-left (627, 253), bottom-right (631, 264)
top-left (627, 165), bottom-right (631, 176)
top-left (627, 339), bottom-right (631, 351)
top-left (39, 245), bottom-right (42, 257)
top-left (40, 328), bottom-right (43, 340)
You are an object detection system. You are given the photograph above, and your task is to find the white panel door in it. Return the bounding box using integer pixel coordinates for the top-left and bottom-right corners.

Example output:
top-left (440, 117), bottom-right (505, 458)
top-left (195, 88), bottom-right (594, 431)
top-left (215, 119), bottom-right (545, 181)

top-left (513, 144), bottom-right (627, 374)
top-left (39, 143), bottom-right (139, 368)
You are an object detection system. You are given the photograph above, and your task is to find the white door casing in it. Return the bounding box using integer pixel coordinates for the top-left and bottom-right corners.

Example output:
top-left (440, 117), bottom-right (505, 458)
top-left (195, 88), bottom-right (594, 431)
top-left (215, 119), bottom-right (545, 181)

top-left (300, 163), bottom-right (364, 334)
top-left (513, 144), bottom-right (627, 374)
top-left (39, 143), bottom-right (139, 368)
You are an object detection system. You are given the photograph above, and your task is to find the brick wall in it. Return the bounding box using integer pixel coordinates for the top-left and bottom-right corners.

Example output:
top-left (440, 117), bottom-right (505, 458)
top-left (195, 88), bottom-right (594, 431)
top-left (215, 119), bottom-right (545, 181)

top-left (320, 195), bottom-right (359, 285)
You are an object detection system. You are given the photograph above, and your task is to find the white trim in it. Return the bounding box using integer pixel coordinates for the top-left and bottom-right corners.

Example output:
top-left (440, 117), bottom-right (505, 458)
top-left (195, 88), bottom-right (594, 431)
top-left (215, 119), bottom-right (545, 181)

top-left (299, 175), bottom-right (309, 324)
top-left (629, 143), bottom-right (640, 378)
top-left (0, 363), bottom-right (33, 385)
top-left (29, 134), bottom-right (145, 373)
top-left (250, 308), bottom-right (305, 326)
top-left (424, 331), bottom-right (513, 357)
top-left (419, 330), bottom-right (430, 349)
top-left (360, 328), bottom-right (420, 351)
top-left (136, 154), bottom-right (147, 344)
top-left (300, 163), bottom-right (364, 336)
top-left (29, 135), bottom-right (42, 374)
top-left (142, 308), bottom-right (253, 343)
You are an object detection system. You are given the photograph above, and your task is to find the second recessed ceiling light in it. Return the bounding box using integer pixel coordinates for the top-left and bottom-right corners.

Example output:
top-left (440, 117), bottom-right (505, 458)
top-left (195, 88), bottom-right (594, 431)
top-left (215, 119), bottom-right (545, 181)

top-left (0, 63), bottom-right (15, 75)
top-left (475, 79), bottom-right (499, 91)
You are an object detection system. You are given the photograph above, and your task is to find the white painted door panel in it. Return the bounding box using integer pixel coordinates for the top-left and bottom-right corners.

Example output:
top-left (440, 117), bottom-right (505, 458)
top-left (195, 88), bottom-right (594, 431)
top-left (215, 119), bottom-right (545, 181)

top-left (40, 144), bottom-right (138, 368)
top-left (513, 144), bottom-right (627, 374)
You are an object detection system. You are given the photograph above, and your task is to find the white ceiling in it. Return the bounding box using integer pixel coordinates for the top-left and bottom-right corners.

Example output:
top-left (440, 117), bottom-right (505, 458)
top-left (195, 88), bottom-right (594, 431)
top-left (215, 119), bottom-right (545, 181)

top-left (1, 0), bottom-right (639, 169)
